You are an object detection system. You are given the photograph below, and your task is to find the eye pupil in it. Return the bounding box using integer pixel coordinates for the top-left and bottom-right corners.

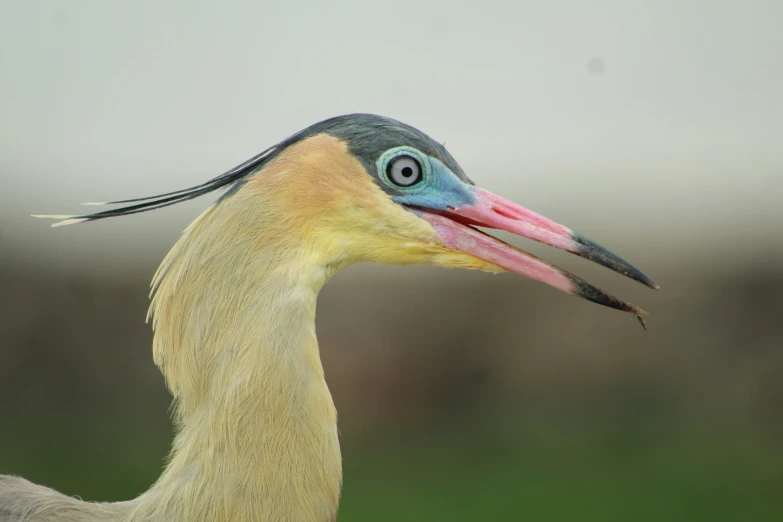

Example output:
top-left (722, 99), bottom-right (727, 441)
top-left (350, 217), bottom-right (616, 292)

top-left (401, 166), bottom-right (413, 177)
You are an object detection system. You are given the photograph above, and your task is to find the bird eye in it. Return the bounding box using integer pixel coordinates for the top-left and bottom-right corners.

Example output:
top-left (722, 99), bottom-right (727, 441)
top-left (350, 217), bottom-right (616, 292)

top-left (386, 155), bottom-right (422, 187)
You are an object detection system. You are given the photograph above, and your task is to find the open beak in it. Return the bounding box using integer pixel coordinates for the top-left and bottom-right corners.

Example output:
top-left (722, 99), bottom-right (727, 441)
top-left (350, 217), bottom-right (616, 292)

top-left (412, 187), bottom-right (657, 320)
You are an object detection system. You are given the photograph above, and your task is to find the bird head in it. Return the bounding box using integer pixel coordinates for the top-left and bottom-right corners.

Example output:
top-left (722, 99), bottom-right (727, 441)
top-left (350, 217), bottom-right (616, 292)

top-left (38, 114), bottom-right (657, 320)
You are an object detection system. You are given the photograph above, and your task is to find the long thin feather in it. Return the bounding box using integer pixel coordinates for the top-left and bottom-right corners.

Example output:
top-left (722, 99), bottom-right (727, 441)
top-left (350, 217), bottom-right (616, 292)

top-left (33, 144), bottom-right (280, 227)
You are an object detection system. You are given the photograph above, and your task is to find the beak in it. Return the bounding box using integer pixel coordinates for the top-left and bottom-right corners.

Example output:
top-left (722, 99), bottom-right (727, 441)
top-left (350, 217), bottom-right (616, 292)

top-left (412, 187), bottom-right (657, 318)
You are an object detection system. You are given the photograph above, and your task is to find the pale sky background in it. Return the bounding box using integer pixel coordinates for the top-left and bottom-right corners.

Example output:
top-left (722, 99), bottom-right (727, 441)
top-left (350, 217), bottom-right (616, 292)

top-left (1, 0), bottom-right (781, 275)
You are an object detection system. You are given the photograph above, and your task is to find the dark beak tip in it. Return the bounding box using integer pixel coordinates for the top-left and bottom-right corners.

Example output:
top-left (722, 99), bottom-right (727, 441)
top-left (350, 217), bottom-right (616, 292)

top-left (572, 233), bottom-right (658, 291)
top-left (570, 277), bottom-right (650, 318)
top-left (622, 270), bottom-right (659, 290)
top-left (634, 271), bottom-right (660, 291)
top-left (639, 276), bottom-right (660, 291)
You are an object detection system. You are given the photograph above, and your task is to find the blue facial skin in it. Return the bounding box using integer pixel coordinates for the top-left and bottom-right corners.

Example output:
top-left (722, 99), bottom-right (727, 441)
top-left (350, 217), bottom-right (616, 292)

top-left (376, 148), bottom-right (477, 211)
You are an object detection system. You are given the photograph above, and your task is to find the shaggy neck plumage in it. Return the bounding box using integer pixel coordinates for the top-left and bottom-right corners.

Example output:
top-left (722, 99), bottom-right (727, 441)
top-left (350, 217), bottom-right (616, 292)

top-left (129, 190), bottom-right (343, 522)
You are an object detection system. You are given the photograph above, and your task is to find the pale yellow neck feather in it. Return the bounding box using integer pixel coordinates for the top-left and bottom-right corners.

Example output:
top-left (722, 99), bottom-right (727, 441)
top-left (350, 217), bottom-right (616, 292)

top-left (128, 141), bottom-right (358, 521)
top-left (123, 133), bottom-right (453, 522)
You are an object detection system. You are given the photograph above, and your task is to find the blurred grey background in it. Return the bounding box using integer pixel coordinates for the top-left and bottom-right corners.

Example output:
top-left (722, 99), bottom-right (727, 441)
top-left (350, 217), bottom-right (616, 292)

top-left (1, 1), bottom-right (782, 521)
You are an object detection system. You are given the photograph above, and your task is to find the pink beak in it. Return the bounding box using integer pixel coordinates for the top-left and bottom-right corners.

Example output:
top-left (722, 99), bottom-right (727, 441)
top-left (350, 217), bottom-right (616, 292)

top-left (414, 187), bottom-right (657, 320)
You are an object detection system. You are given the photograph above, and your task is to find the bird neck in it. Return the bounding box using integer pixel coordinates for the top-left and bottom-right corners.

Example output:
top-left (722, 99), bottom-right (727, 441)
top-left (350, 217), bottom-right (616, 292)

top-left (132, 198), bottom-right (343, 522)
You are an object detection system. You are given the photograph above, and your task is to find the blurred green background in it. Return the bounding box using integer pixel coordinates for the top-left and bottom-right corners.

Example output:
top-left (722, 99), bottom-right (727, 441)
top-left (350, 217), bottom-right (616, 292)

top-left (2, 1), bottom-right (782, 521)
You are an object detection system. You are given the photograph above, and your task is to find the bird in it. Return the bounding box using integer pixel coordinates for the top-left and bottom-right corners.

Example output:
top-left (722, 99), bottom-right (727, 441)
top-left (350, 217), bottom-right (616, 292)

top-left (1, 114), bottom-right (657, 522)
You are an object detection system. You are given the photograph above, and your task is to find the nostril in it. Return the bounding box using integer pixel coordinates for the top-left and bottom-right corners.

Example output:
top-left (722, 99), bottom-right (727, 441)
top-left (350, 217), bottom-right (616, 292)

top-left (447, 205), bottom-right (457, 211)
top-left (492, 206), bottom-right (518, 220)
